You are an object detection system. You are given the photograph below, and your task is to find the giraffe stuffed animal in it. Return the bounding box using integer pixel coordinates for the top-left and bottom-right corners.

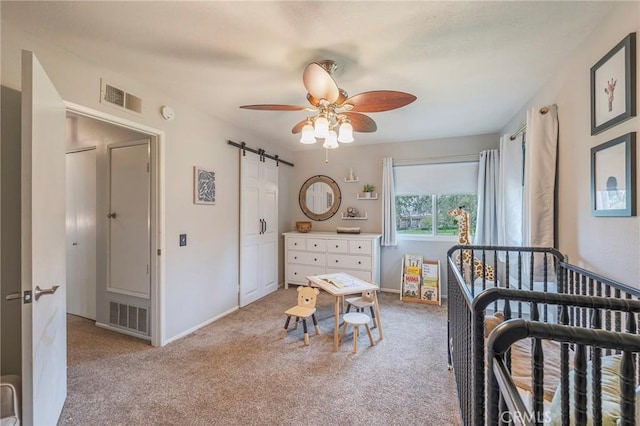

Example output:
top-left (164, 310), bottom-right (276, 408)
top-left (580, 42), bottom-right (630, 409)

top-left (447, 207), bottom-right (495, 282)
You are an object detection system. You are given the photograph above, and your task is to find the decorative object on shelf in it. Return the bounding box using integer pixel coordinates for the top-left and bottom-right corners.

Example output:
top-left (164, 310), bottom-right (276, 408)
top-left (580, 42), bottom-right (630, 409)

top-left (341, 212), bottom-right (368, 220)
top-left (590, 32), bottom-right (636, 135)
top-left (346, 207), bottom-right (359, 217)
top-left (348, 168), bottom-right (357, 181)
top-left (363, 184), bottom-right (375, 198)
top-left (336, 226), bottom-right (361, 234)
top-left (357, 193), bottom-right (378, 200)
top-left (295, 221), bottom-right (312, 233)
top-left (239, 60), bottom-right (416, 149)
top-left (590, 132), bottom-right (636, 217)
top-left (193, 166), bottom-right (215, 205)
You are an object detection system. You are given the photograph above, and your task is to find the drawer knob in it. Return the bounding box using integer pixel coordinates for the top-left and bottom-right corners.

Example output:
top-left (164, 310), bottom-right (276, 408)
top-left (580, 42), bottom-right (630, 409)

top-left (358, 246), bottom-right (362, 249)
top-left (294, 256), bottom-right (297, 259)
top-left (335, 245), bottom-right (339, 248)
top-left (314, 244), bottom-right (317, 247)
top-left (335, 260), bottom-right (339, 263)
top-left (314, 258), bottom-right (317, 261)
top-left (294, 272), bottom-right (297, 275)
top-left (358, 261), bottom-right (362, 264)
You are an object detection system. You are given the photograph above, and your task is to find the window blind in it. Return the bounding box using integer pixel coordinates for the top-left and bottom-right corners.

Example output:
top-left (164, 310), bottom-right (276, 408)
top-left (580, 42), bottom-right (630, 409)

top-left (394, 162), bottom-right (479, 195)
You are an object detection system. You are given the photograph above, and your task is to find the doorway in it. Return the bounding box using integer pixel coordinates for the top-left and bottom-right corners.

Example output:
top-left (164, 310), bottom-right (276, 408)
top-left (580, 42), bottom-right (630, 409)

top-left (65, 104), bottom-right (163, 346)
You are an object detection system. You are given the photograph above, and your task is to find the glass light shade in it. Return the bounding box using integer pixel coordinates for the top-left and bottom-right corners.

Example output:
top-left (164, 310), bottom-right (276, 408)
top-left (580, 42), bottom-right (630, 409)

top-left (300, 123), bottom-right (316, 144)
top-left (337, 122), bottom-right (354, 143)
top-left (323, 130), bottom-right (339, 149)
top-left (314, 116), bottom-right (329, 138)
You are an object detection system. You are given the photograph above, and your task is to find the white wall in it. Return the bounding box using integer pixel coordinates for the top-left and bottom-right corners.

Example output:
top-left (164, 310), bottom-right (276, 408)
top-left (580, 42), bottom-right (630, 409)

top-left (501, 2), bottom-right (640, 287)
top-left (1, 23), bottom-right (294, 343)
top-left (290, 134), bottom-right (499, 295)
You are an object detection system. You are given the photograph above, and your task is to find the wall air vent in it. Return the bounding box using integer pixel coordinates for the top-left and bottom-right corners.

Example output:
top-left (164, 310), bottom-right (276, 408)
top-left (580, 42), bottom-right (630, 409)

top-left (109, 301), bottom-right (149, 335)
top-left (100, 79), bottom-right (143, 115)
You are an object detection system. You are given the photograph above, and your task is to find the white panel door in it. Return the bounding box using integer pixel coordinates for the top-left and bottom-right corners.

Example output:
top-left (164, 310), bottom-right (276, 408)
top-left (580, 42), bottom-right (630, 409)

top-left (66, 149), bottom-right (97, 319)
top-left (239, 154), bottom-right (278, 307)
top-left (108, 141), bottom-right (150, 298)
top-left (21, 50), bottom-right (67, 426)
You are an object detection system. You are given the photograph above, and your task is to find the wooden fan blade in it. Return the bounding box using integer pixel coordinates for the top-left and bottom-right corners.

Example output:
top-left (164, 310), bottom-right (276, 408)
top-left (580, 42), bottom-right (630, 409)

top-left (291, 118), bottom-right (309, 134)
top-left (302, 62), bottom-right (339, 104)
top-left (343, 112), bottom-right (377, 133)
top-left (343, 91), bottom-right (417, 112)
top-left (240, 104), bottom-right (308, 111)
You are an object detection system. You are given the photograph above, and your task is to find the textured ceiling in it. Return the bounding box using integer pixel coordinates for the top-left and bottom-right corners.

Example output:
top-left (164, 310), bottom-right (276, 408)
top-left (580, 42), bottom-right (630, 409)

top-left (2, 1), bottom-right (615, 151)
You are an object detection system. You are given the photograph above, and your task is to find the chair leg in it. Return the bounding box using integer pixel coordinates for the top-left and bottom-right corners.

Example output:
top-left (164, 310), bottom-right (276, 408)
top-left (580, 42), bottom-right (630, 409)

top-left (302, 319), bottom-right (309, 346)
top-left (353, 325), bottom-right (359, 354)
top-left (365, 324), bottom-right (375, 347)
top-left (293, 317), bottom-right (299, 330)
top-left (311, 313), bottom-right (320, 335)
top-left (339, 322), bottom-right (348, 344)
top-left (370, 306), bottom-right (377, 329)
top-left (345, 304), bottom-right (352, 314)
top-left (281, 315), bottom-right (292, 339)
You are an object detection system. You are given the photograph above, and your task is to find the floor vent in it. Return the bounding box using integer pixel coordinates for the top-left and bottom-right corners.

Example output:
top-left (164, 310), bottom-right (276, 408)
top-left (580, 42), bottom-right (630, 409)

top-left (109, 302), bottom-right (149, 335)
top-left (100, 79), bottom-right (143, 114)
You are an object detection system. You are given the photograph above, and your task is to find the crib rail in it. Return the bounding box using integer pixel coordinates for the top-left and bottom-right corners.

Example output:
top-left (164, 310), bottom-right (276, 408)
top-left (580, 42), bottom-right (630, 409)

top-left (447, 245), bottom-right (640, 426)
top-left (488, 319), bottom-right (640, 426)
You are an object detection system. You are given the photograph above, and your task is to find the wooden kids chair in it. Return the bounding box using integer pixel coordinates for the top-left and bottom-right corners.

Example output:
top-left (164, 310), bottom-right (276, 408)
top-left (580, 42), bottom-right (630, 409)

top-left (281, 286), bottom-right (321, 346)
top-left (345, 290), bottom-right (378, 329)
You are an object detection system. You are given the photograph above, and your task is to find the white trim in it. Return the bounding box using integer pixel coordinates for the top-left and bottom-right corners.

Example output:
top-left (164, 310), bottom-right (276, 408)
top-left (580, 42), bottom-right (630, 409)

top-left (164, 306), bottom-right (239, 345)
top-left (397, 234), bottom-right (459, 243)
top-left (65, 101), bottom-right (166, 347)
top-left (380, 287), bottom-right (400, 294)
top-left (95, 322), bottom-right (151, 341)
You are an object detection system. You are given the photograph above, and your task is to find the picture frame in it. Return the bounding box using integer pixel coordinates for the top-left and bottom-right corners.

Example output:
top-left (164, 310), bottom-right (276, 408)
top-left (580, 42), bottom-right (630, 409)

top-left (193, 166), bottom-right (215, 205)
top-left (590, 33), bottom-right (636, 135)
top-left (590, 132), bottom-right (636, 217)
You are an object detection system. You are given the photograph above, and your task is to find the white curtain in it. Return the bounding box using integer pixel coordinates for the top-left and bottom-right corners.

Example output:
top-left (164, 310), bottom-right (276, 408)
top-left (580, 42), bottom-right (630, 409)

top-left (497, 133), bottom-right (524, 249)
top-left (523, 105), bottom-right (558, 248)
top-left (381, 157), bottom-right (397, 246)
top-left (474, 150), bottom-right (500, 245)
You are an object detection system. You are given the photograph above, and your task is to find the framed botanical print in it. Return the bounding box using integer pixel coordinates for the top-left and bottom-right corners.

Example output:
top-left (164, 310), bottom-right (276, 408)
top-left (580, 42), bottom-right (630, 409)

top-left (193, 166), bottom-right (215, 205)
top-left (590, 33), bottom-right (636, 135)
top-left (591, 133), bottom-right (636, 217)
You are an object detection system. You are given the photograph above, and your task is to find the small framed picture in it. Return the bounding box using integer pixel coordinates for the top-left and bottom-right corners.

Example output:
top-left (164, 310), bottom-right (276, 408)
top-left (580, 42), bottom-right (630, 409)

top-left (590, 33), bottom-right (636, 135)
top-left (193, 166), bottom-right (215, 205)
top-left (590, 132), bottom-right (636, 217)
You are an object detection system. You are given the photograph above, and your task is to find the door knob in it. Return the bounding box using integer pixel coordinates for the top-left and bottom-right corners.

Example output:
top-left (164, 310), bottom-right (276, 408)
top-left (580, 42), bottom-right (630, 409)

top-left (107, 212), bottom-right (117, 219)
top-left (34, 285), bottom-right (60, 301)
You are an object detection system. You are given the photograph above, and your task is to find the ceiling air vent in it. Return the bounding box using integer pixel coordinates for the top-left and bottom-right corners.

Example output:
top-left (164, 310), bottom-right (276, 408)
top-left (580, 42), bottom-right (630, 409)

top-left (100, 79), bottom-right (143, 115)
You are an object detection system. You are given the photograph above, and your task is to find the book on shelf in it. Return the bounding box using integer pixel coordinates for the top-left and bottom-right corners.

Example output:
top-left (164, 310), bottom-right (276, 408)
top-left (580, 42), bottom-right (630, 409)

top-left (421, 285), bottom-right (438, 301)
top-left (402, 273), bottom-right (421, 298)
top-left (404, 254), bottom-right (423, 275)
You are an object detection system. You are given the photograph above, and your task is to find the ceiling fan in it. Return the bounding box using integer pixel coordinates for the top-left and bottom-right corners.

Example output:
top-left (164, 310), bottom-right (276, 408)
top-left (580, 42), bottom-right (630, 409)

top-left (239, 60), bottom-right (417, 148)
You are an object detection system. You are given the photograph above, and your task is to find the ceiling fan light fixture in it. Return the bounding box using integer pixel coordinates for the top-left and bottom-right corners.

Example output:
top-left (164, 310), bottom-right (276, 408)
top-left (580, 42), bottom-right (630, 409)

top-left (337, 121), bottom-right (354, 143)
top-left (300, 122), bottom-right (316, 144)
top-left (314, 114), bottom-right (329, 138)
top-left (323, 130), bottom-right (339, 149)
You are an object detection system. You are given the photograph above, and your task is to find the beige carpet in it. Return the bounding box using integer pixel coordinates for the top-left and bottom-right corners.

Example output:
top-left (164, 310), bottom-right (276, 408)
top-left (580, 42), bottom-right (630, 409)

top-left (60, 288), bottom-right (461, 425)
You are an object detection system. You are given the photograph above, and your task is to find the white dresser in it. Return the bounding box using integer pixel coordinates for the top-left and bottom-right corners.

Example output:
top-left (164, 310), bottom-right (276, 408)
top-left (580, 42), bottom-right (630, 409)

top-left (283, 232), bottom-right (382, 289)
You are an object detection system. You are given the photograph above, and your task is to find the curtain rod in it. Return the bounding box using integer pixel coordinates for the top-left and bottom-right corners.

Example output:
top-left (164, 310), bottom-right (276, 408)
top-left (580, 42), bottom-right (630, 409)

top-left (393, 153), bottom-right (479, 166)
top-left (227, 140), bottom-right (294, 167)
top-left (509, 105), bottom-right (552, 140)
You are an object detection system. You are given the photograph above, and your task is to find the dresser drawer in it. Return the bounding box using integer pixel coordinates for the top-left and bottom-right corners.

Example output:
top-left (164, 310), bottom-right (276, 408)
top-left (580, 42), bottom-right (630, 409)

top-left (326, 239), bottom-right (348, 254)
top-left (286, 237), bottom-right (306, 250)
top-left (349, 240), bottom-right (372, 255)
top-left (287, 264), bottom-right (325, 283)
top-left (306, 238), bottom-right (326, 252)
top-left (327, 254), bottom-right (371, 270)
top-left (287, 251), bottom-right (326, 266)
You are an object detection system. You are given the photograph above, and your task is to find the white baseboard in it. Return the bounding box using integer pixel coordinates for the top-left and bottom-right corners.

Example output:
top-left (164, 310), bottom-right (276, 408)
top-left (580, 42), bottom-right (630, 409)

top-left (380, 287), bottom-right (400, 294)
top-left (95, 322), bottom-right (151, 341)
top-left (164, 305), bottom-right (239, 345)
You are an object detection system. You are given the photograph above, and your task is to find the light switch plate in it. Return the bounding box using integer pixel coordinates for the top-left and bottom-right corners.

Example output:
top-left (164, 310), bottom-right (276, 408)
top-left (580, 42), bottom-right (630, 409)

top-left (179, 234), bottom-right (187, 246)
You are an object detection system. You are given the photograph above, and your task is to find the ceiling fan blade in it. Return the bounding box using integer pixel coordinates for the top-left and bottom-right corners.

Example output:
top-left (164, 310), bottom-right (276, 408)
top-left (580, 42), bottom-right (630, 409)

top-left (303, 62), bottom-right (339, 104)
top-left (240, 104), bottom-right (308, 111)
top-left (343, 91), bottom-right (417, 112)
top-left (291, 118), bottom-right (309, 134)
top-left (343, 112), bottom-right (377, 133)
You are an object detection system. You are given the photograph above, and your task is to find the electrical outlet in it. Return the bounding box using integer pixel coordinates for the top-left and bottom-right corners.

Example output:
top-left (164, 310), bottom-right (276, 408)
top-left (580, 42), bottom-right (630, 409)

top-left (179, 234), bottom-right (187, 247)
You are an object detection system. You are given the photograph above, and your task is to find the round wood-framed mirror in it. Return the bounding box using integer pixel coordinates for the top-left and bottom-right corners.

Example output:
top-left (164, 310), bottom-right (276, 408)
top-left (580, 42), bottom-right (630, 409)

top-left (299, 175), bottom-right (341, 221)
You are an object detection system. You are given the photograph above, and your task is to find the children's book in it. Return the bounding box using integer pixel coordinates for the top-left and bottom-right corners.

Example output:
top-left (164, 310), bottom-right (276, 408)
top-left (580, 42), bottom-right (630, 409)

top-left (404, 254), bottom-right (423, 276)
top-left (403, 273), bottom-right (420, 298)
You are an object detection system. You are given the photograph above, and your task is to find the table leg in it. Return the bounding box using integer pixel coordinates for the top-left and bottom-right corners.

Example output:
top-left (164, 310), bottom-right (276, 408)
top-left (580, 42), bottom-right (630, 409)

top-left (333, 296), bottom-right (340, 352)
top-left (373, 291), bottom-right (383, 341)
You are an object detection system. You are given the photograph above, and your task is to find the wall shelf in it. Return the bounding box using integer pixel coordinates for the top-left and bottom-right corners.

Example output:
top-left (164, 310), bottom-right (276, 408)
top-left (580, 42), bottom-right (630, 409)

top-left (357, 193), bottom-right (378, 200)
top-left (344, 178), bottom-right (359, 183)
top-left (341, 213), bottom-right (368, 220)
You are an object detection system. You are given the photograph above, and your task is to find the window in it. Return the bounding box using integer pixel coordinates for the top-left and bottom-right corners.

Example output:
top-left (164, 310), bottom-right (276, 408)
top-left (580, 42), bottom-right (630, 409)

top-left (394, 162), bottom-right (479, 238)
